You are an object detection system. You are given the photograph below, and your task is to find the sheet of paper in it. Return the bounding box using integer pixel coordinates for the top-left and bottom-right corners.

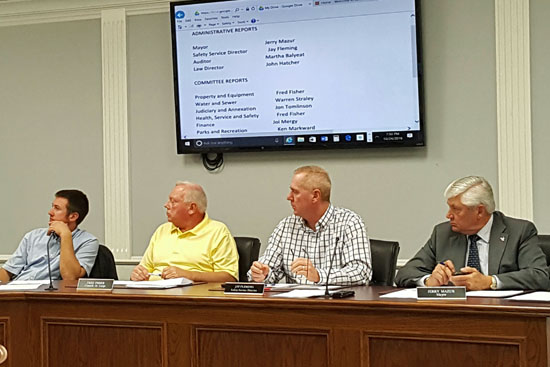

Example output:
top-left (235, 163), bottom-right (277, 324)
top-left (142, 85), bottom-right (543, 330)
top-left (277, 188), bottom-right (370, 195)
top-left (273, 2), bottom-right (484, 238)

top-left (508, 291), bottom-right (550, 302)
top-left (271, 289), bottom-right (327, 298)
top-left (295, 285), bottom-right (342, 290)
top-left (380, 289), bottom-right (526, 299)
top-left (9, 280), bottom-right (51, 285)
top-left (266, 284), bottom-right (341, 290)
top-left (0, 283), bottom-right (43, 291)
top-left (266, 283), bottom-right (299, 289)
top-left (466, 290), bottom-right (524, 298)
top-left (114, 277), bottom-right (192, 289)
top-left (379, 288), bottom-right (418, 299)
top-left (113, 281), bottom-right (133, 287)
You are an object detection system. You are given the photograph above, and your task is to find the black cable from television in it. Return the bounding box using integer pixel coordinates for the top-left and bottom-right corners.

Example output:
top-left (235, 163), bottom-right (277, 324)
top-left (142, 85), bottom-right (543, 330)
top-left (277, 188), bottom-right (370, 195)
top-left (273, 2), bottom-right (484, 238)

top-left (201, 152), bottom-right (224, 172)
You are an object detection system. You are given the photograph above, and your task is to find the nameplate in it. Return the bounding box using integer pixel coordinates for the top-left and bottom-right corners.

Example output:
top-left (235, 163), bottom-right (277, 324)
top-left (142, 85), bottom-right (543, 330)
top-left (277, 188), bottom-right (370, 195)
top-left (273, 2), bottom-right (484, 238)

top-left (417, 286), bottom-right (466, 300)
top-left (223, 282), bottom-right (265, 295)
top-left (77, 278), bottom-right (114, 292)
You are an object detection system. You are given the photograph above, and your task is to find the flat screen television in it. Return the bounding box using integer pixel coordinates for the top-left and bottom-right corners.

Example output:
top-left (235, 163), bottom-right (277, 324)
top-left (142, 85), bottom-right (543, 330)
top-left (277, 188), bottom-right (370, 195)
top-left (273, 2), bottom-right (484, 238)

top-left (170, 0), bottom-right (424, 154)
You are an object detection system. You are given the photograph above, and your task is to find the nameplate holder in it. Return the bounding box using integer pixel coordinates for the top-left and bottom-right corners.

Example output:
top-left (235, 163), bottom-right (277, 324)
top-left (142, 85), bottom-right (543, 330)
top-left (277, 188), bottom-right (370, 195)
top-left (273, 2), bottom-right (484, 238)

top-left (417, 286), bottom-right (466, 300)
top-left (223, 282), bottom-right (265, 295)
top-left (77, 278), bottom-right (114, 292)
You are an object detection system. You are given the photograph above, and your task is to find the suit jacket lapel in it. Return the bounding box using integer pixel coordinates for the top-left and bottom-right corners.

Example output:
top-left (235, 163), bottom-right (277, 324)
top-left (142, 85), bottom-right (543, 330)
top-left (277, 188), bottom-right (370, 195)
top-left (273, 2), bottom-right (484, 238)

top-left (488, 212), bottom-right (508, 274)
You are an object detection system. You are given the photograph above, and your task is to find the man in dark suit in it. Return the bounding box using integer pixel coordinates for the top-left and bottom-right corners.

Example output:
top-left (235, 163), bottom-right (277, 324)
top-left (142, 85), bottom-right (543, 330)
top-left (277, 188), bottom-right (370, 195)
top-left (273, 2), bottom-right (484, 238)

top-left (395, 176), bottom-right (549, 290)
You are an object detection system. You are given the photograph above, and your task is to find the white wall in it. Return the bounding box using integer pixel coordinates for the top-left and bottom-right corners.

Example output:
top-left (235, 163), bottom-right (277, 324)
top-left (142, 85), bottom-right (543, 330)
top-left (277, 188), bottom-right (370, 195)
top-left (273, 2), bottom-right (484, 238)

top-left (0, 19), bottom-right (105, 249)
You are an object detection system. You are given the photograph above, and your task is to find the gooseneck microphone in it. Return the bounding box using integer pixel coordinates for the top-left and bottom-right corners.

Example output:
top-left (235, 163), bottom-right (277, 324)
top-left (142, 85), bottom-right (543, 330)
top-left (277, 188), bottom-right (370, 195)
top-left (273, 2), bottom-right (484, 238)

top-left (324, 237), bottom-right (340, 297)
top-left (45, 232), bottom-right (58, 291)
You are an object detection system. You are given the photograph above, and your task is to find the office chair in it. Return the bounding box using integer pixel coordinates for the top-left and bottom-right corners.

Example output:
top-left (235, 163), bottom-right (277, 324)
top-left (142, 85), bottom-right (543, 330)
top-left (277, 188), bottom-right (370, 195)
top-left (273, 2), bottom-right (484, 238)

top-left (234, 236), bottom-right (261, 282)
top-left (89, 244), bottom-right (119, 280)
top-left (538, 235), bottom-right (550, 266)
top-left (369, 239), bottom-right (400, 286)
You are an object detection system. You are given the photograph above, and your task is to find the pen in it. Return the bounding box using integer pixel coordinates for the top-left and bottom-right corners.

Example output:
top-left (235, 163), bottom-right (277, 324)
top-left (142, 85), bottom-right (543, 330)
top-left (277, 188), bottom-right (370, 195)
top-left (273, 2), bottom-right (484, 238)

top-left (149, 273), bottom-right (162, 277)
top-left (440, 262), bottom-right (462, 275)
top-left (290, 249), bottom-right (310, 279)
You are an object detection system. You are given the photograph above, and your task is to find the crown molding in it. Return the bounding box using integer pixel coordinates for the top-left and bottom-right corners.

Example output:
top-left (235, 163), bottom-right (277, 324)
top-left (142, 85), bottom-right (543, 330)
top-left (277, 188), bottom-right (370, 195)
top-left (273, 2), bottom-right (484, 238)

top-left (0, 0), bottom-right (169, 26)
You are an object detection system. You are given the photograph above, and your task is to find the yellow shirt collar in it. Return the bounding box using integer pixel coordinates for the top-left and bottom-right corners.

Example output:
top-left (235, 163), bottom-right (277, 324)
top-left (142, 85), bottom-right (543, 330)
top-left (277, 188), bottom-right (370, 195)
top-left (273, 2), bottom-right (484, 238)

top-left (170, 213), bottom-right (210, 236)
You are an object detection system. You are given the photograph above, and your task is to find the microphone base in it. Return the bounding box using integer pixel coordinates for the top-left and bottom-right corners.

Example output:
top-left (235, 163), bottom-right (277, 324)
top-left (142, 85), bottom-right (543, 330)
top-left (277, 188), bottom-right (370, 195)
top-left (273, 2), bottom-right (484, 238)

top-left (45, 285), bottom-right (57, 291)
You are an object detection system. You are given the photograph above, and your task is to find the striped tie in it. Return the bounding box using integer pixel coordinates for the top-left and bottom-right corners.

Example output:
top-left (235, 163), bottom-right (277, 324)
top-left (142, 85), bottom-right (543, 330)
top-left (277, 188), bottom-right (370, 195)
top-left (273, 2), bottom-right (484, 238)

top-left (467, 234), bottom-right (482, 273)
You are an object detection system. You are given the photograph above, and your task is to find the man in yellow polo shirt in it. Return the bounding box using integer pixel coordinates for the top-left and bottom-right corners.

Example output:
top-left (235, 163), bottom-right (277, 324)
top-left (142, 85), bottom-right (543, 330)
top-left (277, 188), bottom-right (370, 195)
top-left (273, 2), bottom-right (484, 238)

top-left (130, 182), bottom-right (238, 282)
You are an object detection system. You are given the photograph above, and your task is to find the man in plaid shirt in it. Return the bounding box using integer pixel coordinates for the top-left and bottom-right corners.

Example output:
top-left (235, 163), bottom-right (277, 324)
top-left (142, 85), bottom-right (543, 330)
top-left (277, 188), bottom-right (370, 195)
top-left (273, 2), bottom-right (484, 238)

top-left (249, 165), bottom-right (372, 285)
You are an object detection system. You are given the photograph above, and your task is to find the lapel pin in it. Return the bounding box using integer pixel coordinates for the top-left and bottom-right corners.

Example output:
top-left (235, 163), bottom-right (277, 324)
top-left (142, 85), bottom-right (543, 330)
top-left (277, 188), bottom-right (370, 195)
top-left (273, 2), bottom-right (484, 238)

top-left (500, 236), bottom-right (505, 242)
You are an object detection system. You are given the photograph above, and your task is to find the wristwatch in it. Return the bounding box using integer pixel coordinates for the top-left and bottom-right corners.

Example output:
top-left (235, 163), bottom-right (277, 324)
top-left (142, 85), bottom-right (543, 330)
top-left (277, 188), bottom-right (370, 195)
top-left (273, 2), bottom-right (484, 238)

top-left (490, 275), bottom-right (497, 290)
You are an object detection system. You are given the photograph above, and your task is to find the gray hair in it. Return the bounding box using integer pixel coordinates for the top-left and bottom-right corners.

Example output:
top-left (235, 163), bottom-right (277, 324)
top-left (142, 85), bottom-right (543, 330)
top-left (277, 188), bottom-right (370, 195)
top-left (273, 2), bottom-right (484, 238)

top-left (444, 176), bottom-right (495, 213)
top-left (175, 181), bottom-right (207, 213)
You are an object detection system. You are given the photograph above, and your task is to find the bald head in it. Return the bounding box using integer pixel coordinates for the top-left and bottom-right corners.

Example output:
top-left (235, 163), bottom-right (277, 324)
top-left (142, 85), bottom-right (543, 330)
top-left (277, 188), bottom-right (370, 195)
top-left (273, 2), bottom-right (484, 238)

top-left (164, 182), bottom-right (207, 231)
top-left (176, 181), bottom-right (207, 213)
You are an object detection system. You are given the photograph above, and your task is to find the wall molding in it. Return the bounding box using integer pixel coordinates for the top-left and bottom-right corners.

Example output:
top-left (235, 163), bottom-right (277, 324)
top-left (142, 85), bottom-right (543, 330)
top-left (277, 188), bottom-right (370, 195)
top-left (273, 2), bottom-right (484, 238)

top-left (102, 8), bottom-right (131, 259)
top-left (495, 0), bottom-right (533, 220)
top-left (0, 0), bottom-right (168, 26)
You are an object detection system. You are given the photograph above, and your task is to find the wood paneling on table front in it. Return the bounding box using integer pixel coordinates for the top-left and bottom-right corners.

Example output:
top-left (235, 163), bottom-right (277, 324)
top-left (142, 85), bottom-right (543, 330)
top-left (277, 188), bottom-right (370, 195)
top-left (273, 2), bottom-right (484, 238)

top-left (0, 282), bottom-right (548, 367)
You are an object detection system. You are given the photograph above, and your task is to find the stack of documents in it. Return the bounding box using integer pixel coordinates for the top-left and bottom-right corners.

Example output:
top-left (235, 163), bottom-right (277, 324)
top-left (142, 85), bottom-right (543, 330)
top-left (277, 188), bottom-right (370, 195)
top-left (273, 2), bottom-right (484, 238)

top-left (0, 280), bottom-right (51, 291)
top-left (114, 277), bottom-right (192, 289)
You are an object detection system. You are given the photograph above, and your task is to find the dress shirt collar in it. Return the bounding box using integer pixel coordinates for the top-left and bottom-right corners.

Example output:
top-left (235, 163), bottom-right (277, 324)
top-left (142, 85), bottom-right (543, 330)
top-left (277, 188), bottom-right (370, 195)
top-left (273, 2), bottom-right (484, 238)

top-left (301, 204), bottom-right (334, 232)
top-left (475, 214), bottom-right (493, 244)
top-left (52, 227), bottom-right (81, 242)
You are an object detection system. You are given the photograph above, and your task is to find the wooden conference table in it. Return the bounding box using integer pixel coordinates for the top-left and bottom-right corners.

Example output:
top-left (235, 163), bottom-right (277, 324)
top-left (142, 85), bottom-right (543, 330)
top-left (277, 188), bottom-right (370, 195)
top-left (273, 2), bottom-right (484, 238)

top-left (0, 281), bottom-right (549, 367)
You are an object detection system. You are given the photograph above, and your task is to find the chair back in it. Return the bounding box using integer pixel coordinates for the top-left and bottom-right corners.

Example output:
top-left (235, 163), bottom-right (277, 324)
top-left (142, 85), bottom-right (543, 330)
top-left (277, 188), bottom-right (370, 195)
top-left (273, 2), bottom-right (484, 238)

top-left (234, 237), bottom-right (261, 282)
top-left (89, 244), bottom-right (118, 280)
top-left (370, 239), bottom-right (400, 286)
top-left (538, 235), bottom-right (550, 266)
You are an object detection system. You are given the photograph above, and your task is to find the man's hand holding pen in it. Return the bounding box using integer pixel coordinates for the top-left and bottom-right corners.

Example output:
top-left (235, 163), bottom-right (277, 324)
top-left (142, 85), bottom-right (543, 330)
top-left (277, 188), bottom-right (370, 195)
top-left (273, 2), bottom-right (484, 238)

top-left (426, 261), bottom-right (493, 290)
top-left (290, 258), bottom-right (319, 283)
top-left (289, 248), bottom-right (320, 282)
top-left (450, 266), bottom-right (493, 290)
top-left (425, 260), bottom-right (456, 286)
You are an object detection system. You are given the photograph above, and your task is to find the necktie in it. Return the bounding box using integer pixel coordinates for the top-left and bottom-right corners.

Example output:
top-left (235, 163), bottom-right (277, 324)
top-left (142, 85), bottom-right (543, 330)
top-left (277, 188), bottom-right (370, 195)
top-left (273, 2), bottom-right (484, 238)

top-left (467, 234), bottom-right (482, 273)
